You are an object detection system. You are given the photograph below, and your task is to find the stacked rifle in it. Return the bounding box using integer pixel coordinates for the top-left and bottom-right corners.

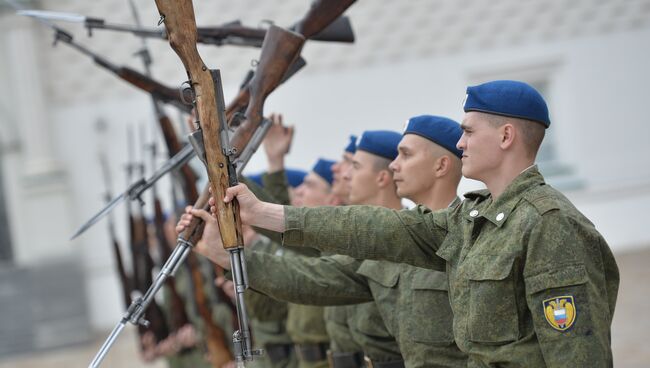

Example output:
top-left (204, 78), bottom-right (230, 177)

top-left (4, 0), bottom-right (357, 367)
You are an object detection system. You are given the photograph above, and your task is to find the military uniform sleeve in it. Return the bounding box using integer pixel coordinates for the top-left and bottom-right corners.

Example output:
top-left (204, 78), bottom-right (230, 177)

top-left (244, 288), bottom-right (288, 322)
top-left (262, 170), bottom-right (291, 205)
top-left (524, 209), bottom-right (617, 367)
top-left (240, 177), bottom-right (284, 243)
top-left (283, 204), bottom-right (447, 270)
top-left (245, 250), bottom-right (374, 305)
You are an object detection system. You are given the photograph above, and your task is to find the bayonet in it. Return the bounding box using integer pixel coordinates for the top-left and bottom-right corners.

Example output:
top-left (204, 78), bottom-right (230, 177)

top-left (70, 144), bottom-right (195, 240)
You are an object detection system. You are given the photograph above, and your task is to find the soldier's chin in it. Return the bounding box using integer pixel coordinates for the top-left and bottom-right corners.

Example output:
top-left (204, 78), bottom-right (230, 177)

top-left (396, 186), bottom-right (409, 198)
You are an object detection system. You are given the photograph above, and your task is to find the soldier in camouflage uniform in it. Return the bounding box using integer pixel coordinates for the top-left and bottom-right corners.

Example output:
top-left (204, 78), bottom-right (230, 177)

top-left (321, 131), bottom-right (404, 368)
top-left (240, 229), bottom-right (298, 368)
top-left (210, 120), bottom-right (468, 367)
top-left (184, 122), bottom-right (469, 367)
top-left (259, 123), bottom-right (403, 367)
top-left (208, 81), bottom-right (619, 367)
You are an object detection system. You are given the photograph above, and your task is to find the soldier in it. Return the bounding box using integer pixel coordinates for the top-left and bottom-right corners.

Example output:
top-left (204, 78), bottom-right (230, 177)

top-left (210, 80), bottom-right (620, 366)
top-left (272, 157), bottom-right (338, 368)
top-left (180, 118), bottom-right (469, 367)
top-left (322, 130), bottom-right (404, 368)
top-left (330, 134), bottom-right (358, 204)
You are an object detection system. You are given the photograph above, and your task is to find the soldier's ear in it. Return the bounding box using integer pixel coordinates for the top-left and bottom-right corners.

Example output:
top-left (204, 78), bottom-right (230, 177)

top-left (434, 156), bottom-right (451, 178)
top-left (376, 169), bottom-right (392, 188)
top-left (500, 123), bottom-right (516, 150)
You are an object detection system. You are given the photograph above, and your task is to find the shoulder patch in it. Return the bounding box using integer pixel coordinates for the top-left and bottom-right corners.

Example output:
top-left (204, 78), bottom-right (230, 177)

top-left (543, 296), bottom-right (577, 331)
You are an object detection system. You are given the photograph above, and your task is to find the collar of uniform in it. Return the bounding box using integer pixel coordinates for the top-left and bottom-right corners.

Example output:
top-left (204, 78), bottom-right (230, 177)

top-left (482, 165), bottom-right (545, 227)
top-left (462, 165), bottom-right (545, 227)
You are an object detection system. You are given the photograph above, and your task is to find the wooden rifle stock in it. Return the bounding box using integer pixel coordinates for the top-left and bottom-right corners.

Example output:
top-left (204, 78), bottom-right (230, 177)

top-left (155, 0), bottom-right (244, 250)
top-left (155, 113), bottom-right (199, 202)
top-left (294, 0), bottom-right (357, 39)
top-left (118, 67), bottom-right (192, 113)
top-left (229, 25), bottom-right (304, 153)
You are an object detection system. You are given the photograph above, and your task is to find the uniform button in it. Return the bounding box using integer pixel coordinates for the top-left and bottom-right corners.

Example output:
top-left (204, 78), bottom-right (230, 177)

top-left (469, 210), bottom-right (479, 217)
top-left (496, 213), bottom-right (505, 221)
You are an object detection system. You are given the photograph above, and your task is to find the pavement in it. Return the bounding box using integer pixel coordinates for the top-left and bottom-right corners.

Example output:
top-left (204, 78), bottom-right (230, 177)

top-left (1, 247), bottom-right (649, 368)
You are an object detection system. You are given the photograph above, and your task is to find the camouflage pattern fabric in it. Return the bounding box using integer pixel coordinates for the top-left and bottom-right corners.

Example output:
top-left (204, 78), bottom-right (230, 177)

top-left (281, 166), bottom-right (619, 367)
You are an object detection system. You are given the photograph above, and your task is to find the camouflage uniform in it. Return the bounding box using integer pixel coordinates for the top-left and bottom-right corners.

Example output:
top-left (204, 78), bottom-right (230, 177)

top-left (172, 260), bottom-right (230, 368)
top-left (160, 272), bottom-right (209, 368)
top-left (280, 166), bottom-right (619, 367)
top-left (245, 252), bottom-right (465, 367)
top-left (245, 172), bottom-right (331, 368)
top-left (245, 238), bottom-right (298, 368)
top-left (284, 247), bottom-right (331, 368)
top-left (323, 266), bottom-right (403, 367)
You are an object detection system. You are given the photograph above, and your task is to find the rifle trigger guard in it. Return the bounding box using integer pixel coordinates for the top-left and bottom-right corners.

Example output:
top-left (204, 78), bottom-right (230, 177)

top-left (157, 14), bottom-right (165, 26)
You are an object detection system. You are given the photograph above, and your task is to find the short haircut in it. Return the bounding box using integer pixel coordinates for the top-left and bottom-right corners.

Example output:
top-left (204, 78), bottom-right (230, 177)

top-left (484, 113), bottom-right (545, 157)
top-left (370, 155), bottom-right (394, 175)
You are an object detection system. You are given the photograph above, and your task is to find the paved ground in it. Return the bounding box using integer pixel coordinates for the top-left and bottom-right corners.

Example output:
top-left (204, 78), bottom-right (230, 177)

top-left (1, 247), bottom-right (649, 367)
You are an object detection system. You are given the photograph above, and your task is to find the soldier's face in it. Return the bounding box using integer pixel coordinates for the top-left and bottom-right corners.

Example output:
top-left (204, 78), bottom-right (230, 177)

top-left (457, 112), bottom-right (503, 181)
top-left (390, 135), bottom-right (437, 201)
top-left (331, 152), bottom-right (353, 202)
top-left (293, 172), bottom-right (332, 207)
top-left (346, 151), bottom-right (381, 205)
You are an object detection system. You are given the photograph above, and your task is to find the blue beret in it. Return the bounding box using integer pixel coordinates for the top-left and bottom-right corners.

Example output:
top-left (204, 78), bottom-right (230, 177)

top-left (403, 115), bottom-right (463, 158)
top-left (312, 158), bottom-right (336, 185)
top-left (463, 80), bottom-right (550, 128)
top-left (285, 168), bottom-right (307, 188)
top-left (356, 130), bottom-right (401, 160)
top-left (246, 172), bottom-right (264, 187)
top-left (344, 135), bottom-right (357, 154)
top-left (247, 169), bottom-right (306, 188)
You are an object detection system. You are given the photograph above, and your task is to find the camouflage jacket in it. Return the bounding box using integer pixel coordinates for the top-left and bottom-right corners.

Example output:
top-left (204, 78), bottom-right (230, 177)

top-left (324, 284), bottom-right (402, 363)
top-left (281, 166), bottom-right (619, 367)
top-left (246, 251), bottom-right (465, 367)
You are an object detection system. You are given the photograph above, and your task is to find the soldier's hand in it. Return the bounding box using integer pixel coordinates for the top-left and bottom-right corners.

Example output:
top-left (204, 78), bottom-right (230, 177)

top-left (176, 206), bottom-right (232, 269)
top-left (263, 113), bottom-right (294, 173)
top-left (213, 183), bottom-right (261, 225)
top-left (215, 276), bottom-right (236, 302)
top-left (222, 184), bottom-right (287, 232)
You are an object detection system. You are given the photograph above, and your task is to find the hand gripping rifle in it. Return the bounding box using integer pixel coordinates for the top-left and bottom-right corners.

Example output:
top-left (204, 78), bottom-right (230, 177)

top-left (154, 0), bottom-right (305, 364)
top-left (87, 5), bottom-right (305, 368)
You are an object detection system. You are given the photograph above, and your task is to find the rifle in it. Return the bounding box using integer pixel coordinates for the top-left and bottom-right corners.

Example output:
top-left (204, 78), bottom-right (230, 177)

top-left (68, 52), bottom-right (306, 240)
top-left (16, 10), bottom-right (355, 48)
top-left (5, 2), bottom-right (192, 113)
top-left (148, 142), bottom-right (192, 334)
top-left (153, 1), bottom-right (302, 363)
top-left (99, 152), bottom-right (133, 310)
top-left (127, 128), bottom-right (169, 346)
top-left (89, 3), bottom-right (316, 366)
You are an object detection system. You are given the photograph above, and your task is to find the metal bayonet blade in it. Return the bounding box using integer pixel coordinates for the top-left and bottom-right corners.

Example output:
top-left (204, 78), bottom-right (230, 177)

top-left (70, 192), bottom-right (126, 240)
top-left (17, 9), bottom-right (87, 23)
top-left (70, 144), bottom-right (196, 240)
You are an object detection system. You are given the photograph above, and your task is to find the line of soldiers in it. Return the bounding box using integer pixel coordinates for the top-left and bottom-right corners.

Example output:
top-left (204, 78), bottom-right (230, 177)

top-left (177, 80), bottom-right (620, 367)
